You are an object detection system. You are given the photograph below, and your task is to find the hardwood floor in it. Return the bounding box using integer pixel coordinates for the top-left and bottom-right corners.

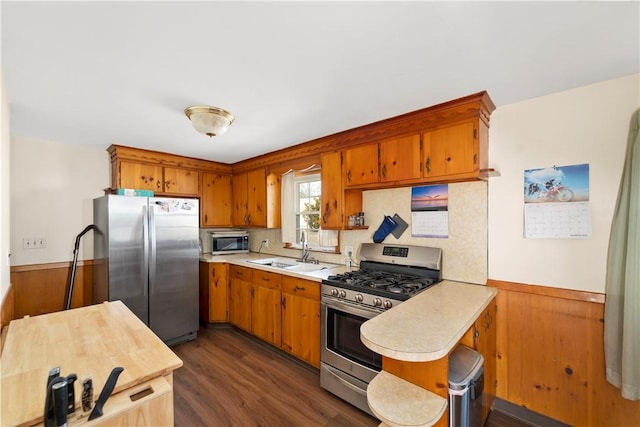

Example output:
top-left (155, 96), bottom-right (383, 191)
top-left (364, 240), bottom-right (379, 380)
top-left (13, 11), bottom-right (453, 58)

top-left (172, 326), bottom-right (378, 426)
top-left (172, 326), bottom-right (532, 427)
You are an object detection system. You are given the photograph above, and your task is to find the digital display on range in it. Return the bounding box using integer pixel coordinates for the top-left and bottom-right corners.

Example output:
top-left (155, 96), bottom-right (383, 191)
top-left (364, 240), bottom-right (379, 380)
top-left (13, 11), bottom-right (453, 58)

top-left (382, 246), bottom-right (409, 257)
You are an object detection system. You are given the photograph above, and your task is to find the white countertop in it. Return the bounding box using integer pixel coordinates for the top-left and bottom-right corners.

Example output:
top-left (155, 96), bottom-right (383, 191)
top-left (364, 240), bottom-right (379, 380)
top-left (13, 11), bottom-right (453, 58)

top-left (199, 252), bottom-right (347, 282)
top-left (360, 280), bottom-right (496, 362)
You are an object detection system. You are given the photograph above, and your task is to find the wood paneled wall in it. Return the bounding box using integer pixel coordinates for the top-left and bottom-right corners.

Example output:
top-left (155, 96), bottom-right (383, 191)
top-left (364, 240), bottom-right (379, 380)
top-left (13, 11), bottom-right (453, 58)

top-left (9, 261), bottom-right (93, 319)
top-left (488, 280), bottom-right (640, 427)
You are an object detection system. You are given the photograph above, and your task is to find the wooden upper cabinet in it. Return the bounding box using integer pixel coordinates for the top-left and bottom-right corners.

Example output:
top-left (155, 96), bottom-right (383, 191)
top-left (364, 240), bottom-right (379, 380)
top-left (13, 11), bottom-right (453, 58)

top-left (344, 144), bottom-right (379, 187)
top-left (379, 134), bottom-right (422, 182)
top-left (232, 169), bottom-right (268, 227)
top-left (232, 172), bottom-right (249, 226)
top-left (163, 167), bottom-right (199, 196)
top-left (321, 151), bottom-right (344, 229)
top-left (423, 121), bottom-right (478, 179)
top-left (119, 161), bottom-right (163, 192)
top-left (201, 173), bottom-right (232, 227)
top-left (247, 169), bottom-right (267, 227)
top-left (321, 151), bottom-right (364, 230)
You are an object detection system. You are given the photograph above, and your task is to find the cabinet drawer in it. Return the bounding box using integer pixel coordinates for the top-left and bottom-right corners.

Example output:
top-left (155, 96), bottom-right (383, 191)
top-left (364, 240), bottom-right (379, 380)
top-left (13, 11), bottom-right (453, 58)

top-left (253, 270), bottom-right (282, 290)
top-left (230, 265), bottom-right (253, 281)
top-left (281, 276), bottom-right (320, 300)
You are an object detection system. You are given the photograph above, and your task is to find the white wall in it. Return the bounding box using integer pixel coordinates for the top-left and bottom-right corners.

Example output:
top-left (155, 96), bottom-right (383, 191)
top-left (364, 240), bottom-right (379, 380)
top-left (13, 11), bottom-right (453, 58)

top-left (10, 137), bottom-right (109, 266)
top-left (488, 73), bottom-right (640, 293)
top-left (1, 73), bottom-right (11, 305)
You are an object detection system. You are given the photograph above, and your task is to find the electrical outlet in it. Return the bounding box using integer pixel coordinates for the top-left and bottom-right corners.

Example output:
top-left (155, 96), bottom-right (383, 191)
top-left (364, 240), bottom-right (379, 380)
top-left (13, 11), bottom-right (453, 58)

top-left (344, 245), bottom-right (354, 256)
top-left (23, 238), bottom-right (46, 249)
top-left (263, 239), bottom-right (269, 248)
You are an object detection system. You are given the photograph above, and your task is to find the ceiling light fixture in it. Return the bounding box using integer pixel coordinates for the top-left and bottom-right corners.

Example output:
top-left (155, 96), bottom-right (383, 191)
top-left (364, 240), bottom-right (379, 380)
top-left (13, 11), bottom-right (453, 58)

top-left (185, 106), bottom-right (234, 137)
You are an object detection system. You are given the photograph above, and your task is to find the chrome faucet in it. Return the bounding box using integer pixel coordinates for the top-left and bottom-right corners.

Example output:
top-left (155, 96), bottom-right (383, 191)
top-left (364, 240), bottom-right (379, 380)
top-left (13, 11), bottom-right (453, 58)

top-left (299, 231), bottom-right (310, 262)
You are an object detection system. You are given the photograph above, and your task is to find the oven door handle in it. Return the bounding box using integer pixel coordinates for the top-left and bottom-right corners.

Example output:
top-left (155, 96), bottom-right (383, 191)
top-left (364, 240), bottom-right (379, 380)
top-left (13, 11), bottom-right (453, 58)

top-left (324, 364), bottom-right (369, 397)
top-left (323, 300), bottom-right (379, 319)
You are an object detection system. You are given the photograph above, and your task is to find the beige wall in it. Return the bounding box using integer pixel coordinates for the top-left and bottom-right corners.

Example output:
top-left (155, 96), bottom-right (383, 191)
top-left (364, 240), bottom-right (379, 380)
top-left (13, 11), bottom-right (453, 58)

top-left (488, 73), bottom-right (640, 293)
top-left (10, 137), bottom-right (109, 266)
top-left (8, 74), bottom-right (640, 294)
top-left (1, 73), bottom-right (11, 304)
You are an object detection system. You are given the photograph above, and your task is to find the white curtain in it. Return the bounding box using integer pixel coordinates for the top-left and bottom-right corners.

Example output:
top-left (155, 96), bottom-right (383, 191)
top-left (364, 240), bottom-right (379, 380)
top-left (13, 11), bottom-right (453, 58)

top-left (604, 108), bottom-right (640, 400)
top-left (281, 170), bottom-right (296, 244)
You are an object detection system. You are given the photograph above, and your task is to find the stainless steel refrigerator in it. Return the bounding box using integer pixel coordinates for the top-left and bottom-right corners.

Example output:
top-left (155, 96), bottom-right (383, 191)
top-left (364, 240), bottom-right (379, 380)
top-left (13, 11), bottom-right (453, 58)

top-left (93, 195), bottom-right (199, 345)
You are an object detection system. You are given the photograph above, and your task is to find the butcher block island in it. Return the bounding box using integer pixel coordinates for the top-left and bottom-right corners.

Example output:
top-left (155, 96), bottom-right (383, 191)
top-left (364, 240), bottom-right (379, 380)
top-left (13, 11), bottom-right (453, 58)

top-left (1, 301), bottom-right (182, 427)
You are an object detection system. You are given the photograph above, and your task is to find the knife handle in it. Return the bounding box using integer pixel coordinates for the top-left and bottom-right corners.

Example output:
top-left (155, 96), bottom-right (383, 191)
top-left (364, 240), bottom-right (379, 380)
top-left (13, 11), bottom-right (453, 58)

top-left (44, 376), bottom-right (66, 427)
top-left (87, 367), bottom-right (124, 421)
top-left (52, 380), bottom-right (68, 427)
top-left (44, 367), bottom-right (61, 424)
top-left (65, 373), bottom-right (77, 415)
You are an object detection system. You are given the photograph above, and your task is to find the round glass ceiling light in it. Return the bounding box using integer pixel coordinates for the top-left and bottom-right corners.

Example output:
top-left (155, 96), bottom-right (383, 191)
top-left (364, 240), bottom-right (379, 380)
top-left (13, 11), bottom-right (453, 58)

top-left (185, 106), bottom-right (235, 137)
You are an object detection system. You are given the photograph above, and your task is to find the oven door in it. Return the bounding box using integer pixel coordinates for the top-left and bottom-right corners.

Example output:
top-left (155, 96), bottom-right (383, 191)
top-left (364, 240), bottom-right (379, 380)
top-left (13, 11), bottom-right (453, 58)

top-left (321, 297), bottom-right (382, 383)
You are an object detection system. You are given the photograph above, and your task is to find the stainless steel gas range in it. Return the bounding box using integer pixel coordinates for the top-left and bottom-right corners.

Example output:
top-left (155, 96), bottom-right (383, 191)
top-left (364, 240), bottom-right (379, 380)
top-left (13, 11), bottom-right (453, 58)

top-left (320, 243), bottom-right (443, 416)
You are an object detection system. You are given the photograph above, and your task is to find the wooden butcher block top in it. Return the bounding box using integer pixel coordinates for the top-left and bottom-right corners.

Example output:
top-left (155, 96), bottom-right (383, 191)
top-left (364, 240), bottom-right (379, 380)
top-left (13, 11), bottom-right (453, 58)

top-left (0, 301), bottom-right (183, 427)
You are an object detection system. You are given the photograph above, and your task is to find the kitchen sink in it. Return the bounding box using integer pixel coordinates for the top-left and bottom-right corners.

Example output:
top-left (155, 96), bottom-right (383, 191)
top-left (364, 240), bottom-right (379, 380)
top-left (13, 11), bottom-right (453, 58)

top-left (247, 257), bottom-right (332, 272)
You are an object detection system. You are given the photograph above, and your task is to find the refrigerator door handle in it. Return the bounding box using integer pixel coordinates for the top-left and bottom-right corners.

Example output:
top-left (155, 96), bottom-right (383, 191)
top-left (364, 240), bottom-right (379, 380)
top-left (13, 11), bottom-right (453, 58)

top-left (142, 205), bottom-right (149, 296)
top-left (149, 204), bottom-right (157, 294)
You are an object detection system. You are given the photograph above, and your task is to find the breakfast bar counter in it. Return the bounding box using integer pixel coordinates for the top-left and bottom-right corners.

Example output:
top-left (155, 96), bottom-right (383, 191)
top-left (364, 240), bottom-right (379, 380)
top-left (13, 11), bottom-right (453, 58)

top-left (361, 280), bottom-right (497, 361)
top-left (361, 280), bottom-right (497, 427)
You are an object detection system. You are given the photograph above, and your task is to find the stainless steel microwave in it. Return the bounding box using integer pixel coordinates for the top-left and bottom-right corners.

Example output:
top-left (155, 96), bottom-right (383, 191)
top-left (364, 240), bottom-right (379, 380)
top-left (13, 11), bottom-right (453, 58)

top-left (209, 230), bottom-right (249, 255)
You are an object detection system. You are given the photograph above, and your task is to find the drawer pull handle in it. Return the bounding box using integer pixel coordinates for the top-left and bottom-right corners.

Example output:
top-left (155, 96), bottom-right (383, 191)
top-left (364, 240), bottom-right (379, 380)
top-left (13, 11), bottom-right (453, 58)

top-left (295, 286), bottom-right (306, 291)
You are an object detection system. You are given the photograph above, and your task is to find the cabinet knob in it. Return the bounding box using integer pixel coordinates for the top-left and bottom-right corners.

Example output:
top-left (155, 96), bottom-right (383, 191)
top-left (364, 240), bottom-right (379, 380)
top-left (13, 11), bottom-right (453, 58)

top-left (425, 157), bottom-right (431, 174)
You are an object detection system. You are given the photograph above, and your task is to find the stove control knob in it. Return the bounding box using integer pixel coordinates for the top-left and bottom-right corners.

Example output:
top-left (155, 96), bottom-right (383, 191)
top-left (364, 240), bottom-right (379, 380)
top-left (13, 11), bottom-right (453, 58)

top-left (373, 298), bottom-right (382, 307)
top-left (339, 290), bottom-right (347, 298)
top-left (383, 300), bottom-right (393, 310)
top-left (355, 294), bottom-right (364, 303)
top-left (331, 289), bottom-right (339, 297)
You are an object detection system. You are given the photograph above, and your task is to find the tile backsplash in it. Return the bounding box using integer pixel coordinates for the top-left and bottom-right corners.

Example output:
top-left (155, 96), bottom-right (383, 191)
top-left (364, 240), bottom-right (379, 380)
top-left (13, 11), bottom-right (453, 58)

top-left (202, 181), bottom-right (488, 285)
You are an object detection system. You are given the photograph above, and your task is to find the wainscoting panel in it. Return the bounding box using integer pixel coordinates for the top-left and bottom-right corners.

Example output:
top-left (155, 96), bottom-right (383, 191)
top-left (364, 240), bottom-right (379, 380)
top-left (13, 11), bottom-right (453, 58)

top-left (10, 261), bottom-right (93, 319)
top-left (489, 280), bottom-right (639, 427)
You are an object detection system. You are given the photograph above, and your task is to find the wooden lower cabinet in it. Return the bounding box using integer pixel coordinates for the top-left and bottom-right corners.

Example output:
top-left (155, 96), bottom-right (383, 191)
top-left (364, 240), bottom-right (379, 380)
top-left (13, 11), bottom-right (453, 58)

top-left (281, 276), bottom-right (321, 368)
top-left (228, 265), bottom-right (253, 332)
top-left (251, 270), bottom-right (282, 347)
top-left (459, 297), bottom-right (497, 426)
top-left (226, 265), bottom-right (321, 368)
top-left (199, 262), bottom-right (229, 323)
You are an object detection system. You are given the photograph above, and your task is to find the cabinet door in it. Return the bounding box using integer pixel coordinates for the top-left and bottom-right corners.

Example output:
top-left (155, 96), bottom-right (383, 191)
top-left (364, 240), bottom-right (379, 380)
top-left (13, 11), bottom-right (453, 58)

top-left (198, 263), bottom-right (228, 323)
top-left (247, 169), bottom-right (267, 227)
top-left (252, 284), bottom-right (282, 347)
top-left (379, 134), bottom-right (422, 182)
top-left (423, 122), bottom-right (477, 178)
top-left (344, 144), bottom-right (379, 186)
top-left (474, 298), bottom-right (497, 425)
top-left (119, 161), bottom-right (163, 192)
top-left (232, 173), bottom-right (249, 226)
top-left (251, 270), bottom-right (281, 346)
top-left (228, 266), bottom-right (252, 332)
top-left (201, 173), bottom-right (232, 227)
top-left (163, 167), bottom-right (199, 196)
top-left (320, 151), bottom-right (344, 229)
top-left (281, 277), bottom-right (320, 368)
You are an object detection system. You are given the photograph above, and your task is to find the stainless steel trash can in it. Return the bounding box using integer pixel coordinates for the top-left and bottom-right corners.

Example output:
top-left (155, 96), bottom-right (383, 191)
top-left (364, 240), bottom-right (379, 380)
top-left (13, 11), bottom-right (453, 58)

top-left (449, 345), bottom-right (484, 427)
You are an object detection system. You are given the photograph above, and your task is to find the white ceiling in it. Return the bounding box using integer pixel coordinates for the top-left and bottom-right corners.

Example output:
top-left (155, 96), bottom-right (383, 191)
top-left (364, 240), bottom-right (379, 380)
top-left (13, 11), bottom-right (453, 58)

top-left (2, 1), bottom-right (639, 164)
